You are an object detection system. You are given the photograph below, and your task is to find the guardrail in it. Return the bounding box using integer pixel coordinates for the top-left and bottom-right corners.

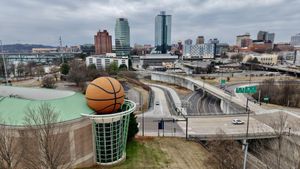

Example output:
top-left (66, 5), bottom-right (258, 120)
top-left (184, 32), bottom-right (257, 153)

top-left (189, 132), bottom-right (277, 140)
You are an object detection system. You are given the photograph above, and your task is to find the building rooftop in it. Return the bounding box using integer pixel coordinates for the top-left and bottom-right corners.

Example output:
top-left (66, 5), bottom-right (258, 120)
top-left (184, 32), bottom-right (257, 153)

top-left (0, 86), bottom-right (94, 126)
top-left (139, 54), bottom-right (178, 59)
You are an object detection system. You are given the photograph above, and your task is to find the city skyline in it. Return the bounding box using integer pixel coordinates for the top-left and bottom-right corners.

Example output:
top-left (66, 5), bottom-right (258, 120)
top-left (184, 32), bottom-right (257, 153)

top-left (0, 0), bottom-right (300, 46)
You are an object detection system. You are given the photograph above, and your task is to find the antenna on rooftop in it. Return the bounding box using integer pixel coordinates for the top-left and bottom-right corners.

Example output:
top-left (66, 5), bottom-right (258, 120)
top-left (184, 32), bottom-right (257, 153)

top-left (59, 36), bottom-right (64, 63)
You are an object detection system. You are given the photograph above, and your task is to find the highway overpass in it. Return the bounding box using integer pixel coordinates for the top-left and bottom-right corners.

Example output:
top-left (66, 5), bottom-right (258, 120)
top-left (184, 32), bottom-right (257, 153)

top-left (151, 72), bottom-right (264, 114)
top-left (243, 62), bottom-right (300, 77)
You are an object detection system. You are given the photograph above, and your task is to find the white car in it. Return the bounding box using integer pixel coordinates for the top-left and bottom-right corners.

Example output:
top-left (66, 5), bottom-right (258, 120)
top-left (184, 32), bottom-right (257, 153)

top-left (232, 119), bottom-right (245, 125)
top-left (155, 101), bottom-right (160, 106)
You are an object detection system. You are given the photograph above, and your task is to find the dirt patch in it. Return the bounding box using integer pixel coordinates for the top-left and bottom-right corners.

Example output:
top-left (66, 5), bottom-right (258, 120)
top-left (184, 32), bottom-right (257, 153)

top-left (156, 137), bottom-right (211, 169)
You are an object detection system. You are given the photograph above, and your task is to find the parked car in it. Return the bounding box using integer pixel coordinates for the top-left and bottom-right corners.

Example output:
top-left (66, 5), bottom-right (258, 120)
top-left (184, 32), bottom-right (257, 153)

top-left (155, 101), bottom-right (160, 105)
top-left (232, 119), bottom-right (245, 125)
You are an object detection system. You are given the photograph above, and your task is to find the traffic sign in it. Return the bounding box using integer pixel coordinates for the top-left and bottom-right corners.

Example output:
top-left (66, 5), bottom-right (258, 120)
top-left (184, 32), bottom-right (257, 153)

top-left (235, 86), bottom-right (257, 94)
top-left (263, 97), bottom-right (269, 103)
top-left (220, 79), bottom-right (226, 85)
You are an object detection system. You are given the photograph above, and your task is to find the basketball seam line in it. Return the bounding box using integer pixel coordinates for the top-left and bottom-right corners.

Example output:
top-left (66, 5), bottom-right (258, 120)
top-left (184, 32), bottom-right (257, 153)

top-left (89, 82), bottom-right (115, 94)
top-left (86, 95), bottom-right (124, 101)
top-left (106, 77), bottom-right (117, 112)
top-left (96, 103), bottom-right (122, 112)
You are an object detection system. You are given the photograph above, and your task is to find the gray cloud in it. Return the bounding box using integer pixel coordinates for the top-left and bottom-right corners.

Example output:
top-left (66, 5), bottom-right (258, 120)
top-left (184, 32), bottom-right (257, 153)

top-left (0, 0), bottom-right (299, 46)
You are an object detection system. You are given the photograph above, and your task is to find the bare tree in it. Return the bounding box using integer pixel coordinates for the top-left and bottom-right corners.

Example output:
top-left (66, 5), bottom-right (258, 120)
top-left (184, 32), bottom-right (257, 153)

top-left (67, 59), bottom-right (87, 87)
top-left (16, 62), bottom-right (25, 78)
top-left (270, 112), bottom-right (288, 169)
top-left (204, 129), bottom-right (243, 169)
top-left (0, 122), bottom-right (23, 169)
top-left (26, 61), bottom-right (36, 76)
top-left (35, 65), bottom-right (45, 81)
top-left (42, 75), bottom-right (56, 88)
top-left (21, 103), bottom-right (72, 169)
top-left (50, 67), bottom-right (60, 81)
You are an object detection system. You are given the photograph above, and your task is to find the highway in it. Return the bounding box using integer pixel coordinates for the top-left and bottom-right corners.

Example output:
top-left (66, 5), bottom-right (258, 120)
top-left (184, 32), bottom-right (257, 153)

top-left (137, 82), bottom-right (276, 140)
top-left (186, 90), bottom-right (245, 116)
top-left (137, 85), bottom-right (185, 137)
top-left (151, 72), bottom-right (300, 117)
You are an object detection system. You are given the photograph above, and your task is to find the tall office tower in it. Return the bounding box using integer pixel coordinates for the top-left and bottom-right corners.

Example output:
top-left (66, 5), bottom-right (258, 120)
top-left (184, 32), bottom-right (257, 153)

top-left (236, 33), bottom-right (250, 47)
top-left (94, 30), bottom-right (112, 55)
top-left (257, 31), bottom-right (275, 43)
top-left (155, 11), bottom-right (172, 54)
top-left (266, 33), bottom-right (275, 43)
top-left (291, 33), bottom-right (300, 46)
top-left (257, 31), bottom-right (268, 41)
top-left (184, 39), bottom-right (193, 45)
top-left (196, 36), bottom-right (204, 44)
top-left (115, 18), bottom-right (130, 57)
top-left (183, 39), bottom-right (193, 56)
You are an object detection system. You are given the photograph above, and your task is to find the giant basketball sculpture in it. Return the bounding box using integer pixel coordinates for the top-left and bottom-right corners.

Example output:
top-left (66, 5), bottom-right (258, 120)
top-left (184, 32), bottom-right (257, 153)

top-left (83, 77), bottom-right (136, 165)
top-left (86, 77), bottom-right (125, 113)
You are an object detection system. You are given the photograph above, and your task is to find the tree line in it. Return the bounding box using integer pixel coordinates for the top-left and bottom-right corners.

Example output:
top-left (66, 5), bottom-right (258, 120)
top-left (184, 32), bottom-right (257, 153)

top-left (253, 79), bottom-right (300, 108)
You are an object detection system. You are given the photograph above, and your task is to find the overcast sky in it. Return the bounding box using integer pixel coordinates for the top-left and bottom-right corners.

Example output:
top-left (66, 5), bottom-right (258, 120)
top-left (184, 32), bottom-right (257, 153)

top-left (0, 0), bottom-right (299, 46)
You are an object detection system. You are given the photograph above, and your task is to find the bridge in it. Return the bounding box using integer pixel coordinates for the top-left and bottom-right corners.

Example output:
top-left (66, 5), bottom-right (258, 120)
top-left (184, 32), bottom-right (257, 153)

top-left (175, 115), bottom-right (277, 141)
top-left (150, 72), bottom-right (261, 113)
top-left (0, 52), bottom-right (77, 62)
top-left (243, 62), bottom-right (300, 77)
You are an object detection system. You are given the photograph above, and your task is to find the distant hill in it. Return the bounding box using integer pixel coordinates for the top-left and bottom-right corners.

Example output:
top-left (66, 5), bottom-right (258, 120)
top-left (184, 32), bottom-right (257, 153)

top-left (1, 44), bottom-right (56, 53)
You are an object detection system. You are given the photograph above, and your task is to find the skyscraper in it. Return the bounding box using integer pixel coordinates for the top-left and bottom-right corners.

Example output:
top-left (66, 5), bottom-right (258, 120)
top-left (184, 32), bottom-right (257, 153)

top-left (291, 33), bottom-right (300, 46)
top-left (115, 18), bottom-right (130, 57)
top-left (236, 33), bottom-right (250, 47)
top-left (184, 39), bottom-right (193, 45)
top-left (155, 11), bottom-right (172, 54)
top-left (257, 31), bottom-right (275, 43)
top-left (94, 30), bottom-right (112, 55)
top-left (196, 36), bottom-right (204, 44)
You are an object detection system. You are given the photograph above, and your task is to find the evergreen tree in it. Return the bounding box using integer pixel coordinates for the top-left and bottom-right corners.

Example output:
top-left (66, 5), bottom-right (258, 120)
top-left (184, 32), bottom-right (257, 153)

top-left (127, 113), bottom-right (139, 142)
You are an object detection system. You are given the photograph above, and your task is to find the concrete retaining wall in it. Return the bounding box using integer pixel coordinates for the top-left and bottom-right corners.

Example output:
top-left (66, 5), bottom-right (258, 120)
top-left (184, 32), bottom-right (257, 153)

top-left (151, 73), bottom-right (195, 91)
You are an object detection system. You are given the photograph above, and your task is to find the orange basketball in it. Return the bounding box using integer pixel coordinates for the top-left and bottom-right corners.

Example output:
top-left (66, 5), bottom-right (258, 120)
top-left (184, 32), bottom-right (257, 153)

top-left (85, 77), bottom-right (125, 114)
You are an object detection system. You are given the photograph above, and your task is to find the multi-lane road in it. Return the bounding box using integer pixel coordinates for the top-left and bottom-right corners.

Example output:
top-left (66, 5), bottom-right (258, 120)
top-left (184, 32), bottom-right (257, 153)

top-left (136, 83), bottom-right (276, 139)
top-left (186, 90), bottom-right (245, 116)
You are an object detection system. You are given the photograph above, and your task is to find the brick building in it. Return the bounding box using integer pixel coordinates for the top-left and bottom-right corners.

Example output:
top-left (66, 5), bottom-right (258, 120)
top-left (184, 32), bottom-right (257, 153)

top-left (94, 30), bottom-right (112, 55)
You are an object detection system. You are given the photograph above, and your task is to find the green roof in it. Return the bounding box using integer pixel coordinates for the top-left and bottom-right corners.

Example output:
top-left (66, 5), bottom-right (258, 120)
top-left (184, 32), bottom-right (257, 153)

top-left (0, 86), bottom-right (94, 126)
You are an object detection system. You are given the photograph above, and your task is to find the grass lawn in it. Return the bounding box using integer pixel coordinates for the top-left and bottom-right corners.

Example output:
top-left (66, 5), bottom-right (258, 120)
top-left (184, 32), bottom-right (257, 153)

top-left (79, 137), bottom-right (211, 169)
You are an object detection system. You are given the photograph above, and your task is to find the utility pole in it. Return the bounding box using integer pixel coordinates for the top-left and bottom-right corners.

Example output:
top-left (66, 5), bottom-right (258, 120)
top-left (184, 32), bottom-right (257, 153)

top-left (0, 40), bottom-right (8, 85)
top-left (243, 98), bottom-right (250, 169)
top-left (141, 92), bottom-right (144, 137)
top-left (258, 89), bottom-right (261, 105)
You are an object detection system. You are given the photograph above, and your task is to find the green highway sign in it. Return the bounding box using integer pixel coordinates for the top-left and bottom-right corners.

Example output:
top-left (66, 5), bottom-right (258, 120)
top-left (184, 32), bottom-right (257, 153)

top-left (220, 79), bottom-right (226, 85)
top-left (235, 86), bottom-right (257, 94)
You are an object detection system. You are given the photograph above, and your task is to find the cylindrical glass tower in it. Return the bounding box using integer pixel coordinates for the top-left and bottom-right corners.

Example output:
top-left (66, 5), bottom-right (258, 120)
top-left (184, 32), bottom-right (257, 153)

top-left (115, 18), bottom-right (130, 57)
top-left (82, 100), bottom-right (136, 165)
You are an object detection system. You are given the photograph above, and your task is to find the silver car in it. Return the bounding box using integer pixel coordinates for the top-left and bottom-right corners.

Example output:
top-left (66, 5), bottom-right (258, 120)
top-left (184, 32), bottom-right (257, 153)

top-left (232, 119), bottom-right (245, 125)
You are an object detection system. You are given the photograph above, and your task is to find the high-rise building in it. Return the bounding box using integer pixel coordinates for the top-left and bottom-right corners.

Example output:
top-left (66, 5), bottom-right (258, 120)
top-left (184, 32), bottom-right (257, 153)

top-left (209, 38), bottom-right (219, 57)
top-left (236, 33), bottom-right (250, 47)
top-left (257, 31), bottom-right (275, 43)
top-left (115, 18), bottom-right (130, 57)
top-left (294, 50), bottom-right (300, 66)
top-left (155, 11), bottom-right (172, 54)
top-left (183, 39), bottom-right (193, 56)
top-left (241, 38), bottom-right (253, 48)
top-left (196, 36), bottom-right (204, 44)
top-left (266, 33), bottom-right (275, 43)
top-left (94, 30), bottom-right (112, 55)
top-left (184, 39), bottom-right (193, 45)
top-left (183, 43), bottom-right (215, 59)
top-left (291, 33), bottom-right (300, 46)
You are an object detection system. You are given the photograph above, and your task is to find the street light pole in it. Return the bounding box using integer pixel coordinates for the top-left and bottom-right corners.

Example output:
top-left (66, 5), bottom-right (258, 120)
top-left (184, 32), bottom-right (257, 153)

top-left (243, 98), bottom-right (250, 169)
top-left (0, 40), bottom-right (8, 85)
